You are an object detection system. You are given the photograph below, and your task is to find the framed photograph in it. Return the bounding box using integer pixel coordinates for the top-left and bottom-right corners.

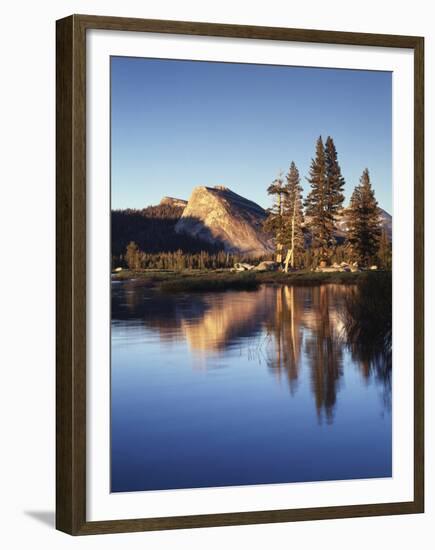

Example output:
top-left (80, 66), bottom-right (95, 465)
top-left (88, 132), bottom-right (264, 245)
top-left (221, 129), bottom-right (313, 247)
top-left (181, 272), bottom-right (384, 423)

top-left (56, 14), bottom-right (424, 535)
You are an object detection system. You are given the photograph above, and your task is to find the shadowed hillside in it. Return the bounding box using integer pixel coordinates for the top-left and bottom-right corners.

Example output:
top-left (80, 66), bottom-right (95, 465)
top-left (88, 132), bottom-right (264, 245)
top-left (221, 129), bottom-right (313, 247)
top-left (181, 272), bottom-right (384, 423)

top-left (111, 203), bottom-right (225, 256)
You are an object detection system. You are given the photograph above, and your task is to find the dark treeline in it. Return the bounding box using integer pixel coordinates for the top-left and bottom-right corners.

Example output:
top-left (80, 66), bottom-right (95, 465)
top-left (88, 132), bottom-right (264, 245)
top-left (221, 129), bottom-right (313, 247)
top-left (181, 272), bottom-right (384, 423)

top-left (119, 241), bottom-right (377, 272)
top-left (112, 203), bottom-right (224, 258)
top-left (122, 244), bottom-right (269, 271)
top-left (112, 201), bottom-right (270, 271)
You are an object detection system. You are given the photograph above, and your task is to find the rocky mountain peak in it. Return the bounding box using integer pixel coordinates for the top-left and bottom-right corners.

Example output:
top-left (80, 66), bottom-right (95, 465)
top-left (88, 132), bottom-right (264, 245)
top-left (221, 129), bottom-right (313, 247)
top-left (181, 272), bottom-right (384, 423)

top-left (175, 186), bottom-right (273, 257)
top-left (159, 196), bottom-right (188, 208)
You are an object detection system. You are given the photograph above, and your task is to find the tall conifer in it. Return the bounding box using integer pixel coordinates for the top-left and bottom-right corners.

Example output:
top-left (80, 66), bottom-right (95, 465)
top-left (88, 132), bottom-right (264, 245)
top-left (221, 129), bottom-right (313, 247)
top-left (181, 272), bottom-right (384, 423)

top-left (324, 136), bottom-right (346, 227)
top-left (378, 228), bottom-right (392, 270)
top-left (282, 162), bottom-right (305, 269)
top-left (305, 136), bottom-right (347, 262)
top-left (304, 136), bottom-right (329, 257)
top-left (347, 168), bottom-right (382, 266)
top-left (264, 173), bottom-right (286, 259)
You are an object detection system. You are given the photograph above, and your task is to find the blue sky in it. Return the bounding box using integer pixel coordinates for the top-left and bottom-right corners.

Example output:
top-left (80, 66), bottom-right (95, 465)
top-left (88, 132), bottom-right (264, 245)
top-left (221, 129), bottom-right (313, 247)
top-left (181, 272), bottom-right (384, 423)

top-left (111, 57), bottom-right (392, 213)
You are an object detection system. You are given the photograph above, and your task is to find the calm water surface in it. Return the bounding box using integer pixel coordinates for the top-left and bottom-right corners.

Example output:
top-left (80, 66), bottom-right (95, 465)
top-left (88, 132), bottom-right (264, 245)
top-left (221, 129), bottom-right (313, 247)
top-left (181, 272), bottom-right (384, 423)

top-left (111, 281), bottom-right (391, 492)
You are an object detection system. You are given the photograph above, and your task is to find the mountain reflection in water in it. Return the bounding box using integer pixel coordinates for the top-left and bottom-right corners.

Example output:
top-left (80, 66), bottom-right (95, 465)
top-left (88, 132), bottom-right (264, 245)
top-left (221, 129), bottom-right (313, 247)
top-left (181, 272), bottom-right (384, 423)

top-left (112, 281), bottom-right (391, 421)
top-left (111, 281), bottom-right (392, 492)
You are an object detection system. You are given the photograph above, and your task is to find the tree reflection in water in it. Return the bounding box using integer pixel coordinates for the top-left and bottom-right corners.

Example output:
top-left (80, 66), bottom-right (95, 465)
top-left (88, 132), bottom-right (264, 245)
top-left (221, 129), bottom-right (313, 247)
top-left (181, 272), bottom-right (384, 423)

top-left (263, 280), bottom-right (392, 420)
top-left (264, 284), bottom-right (344, 423)
top-left (263, 285), bottom-right (303, 395)
top-left (304, 286), bottom-right (344, 423)
top-left (341, 273), bottom-right (392, 409)
top-left (112, 276), bottom-right (392, 422)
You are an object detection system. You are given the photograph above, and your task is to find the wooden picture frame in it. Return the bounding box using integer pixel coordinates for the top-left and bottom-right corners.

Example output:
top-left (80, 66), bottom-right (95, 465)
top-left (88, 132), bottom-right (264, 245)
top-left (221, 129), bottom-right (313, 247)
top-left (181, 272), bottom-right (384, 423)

top-left (56, 14), bottom-right (424, 535)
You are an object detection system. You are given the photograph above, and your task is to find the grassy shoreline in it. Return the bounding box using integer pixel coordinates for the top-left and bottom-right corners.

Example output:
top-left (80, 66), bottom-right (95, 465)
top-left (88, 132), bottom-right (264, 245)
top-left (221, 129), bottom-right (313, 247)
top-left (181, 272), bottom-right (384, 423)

top-left (112, 268), bottom-right (389, 292)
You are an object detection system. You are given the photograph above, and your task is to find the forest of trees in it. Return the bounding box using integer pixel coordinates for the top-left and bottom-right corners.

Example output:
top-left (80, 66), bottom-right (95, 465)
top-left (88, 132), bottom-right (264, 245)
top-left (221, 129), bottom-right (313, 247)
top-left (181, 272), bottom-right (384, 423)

top-left (112, 203), bottom-right (226, 256)
top-left (122, 243), bottom-right (261, 271)
top-left (264, 136), bottom-right (389, 270)
top-left (112, 136), bottom-right (391, 272)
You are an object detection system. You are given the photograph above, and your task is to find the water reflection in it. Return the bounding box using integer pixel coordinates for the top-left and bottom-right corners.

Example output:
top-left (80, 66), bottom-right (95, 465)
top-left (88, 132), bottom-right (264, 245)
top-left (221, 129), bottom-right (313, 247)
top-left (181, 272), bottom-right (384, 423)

top-left (304, 286), bottom-right (345, 423)
top-left (341, 275), bottom-right (392, 410)
top-left (112, 281), bottom-right (391, 421)
top-left (263, 286), bottom-right (303, 393)
top-left (112, 280), bottom-right (392, 491)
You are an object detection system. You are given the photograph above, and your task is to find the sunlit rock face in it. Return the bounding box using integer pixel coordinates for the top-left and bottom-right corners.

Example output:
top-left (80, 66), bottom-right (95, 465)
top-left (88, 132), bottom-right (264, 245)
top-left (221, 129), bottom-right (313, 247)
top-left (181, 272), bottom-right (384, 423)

top-left (175, 186), bottom-right (274, 257)
top-left (159, 196), bottom-right (188, 208)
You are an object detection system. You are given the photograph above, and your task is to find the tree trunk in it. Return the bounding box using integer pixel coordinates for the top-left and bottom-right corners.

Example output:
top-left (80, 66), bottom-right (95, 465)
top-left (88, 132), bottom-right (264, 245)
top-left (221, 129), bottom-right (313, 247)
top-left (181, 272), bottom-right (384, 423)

top-left (276, 242), bottom-right (283, 264)
top-left (276, 189), bottom-right (283, 263)
top-left (291, 199), bottom-right (296, 268)
top-left (284, 249), bottom-right (292, 273)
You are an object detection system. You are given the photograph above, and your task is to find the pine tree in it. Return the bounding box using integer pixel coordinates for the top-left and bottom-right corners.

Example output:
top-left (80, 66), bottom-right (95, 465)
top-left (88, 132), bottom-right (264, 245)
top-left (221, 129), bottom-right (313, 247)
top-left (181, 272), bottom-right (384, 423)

top-left (378, 228), bottom-right (392, 270)
top-left (304, 136), bottom-right (330, 259)
top-left (264, 173), bottom-right (286, 262)
top-left (324, 136), bottom-right (346, 226)
top-left (346, 168), bottom-right (382, 266)
top-left (304, 136), bottom-right (346, 263)
top-left (125, 241), bottom-right (141, 270)
top-left (282, 162), bottom-right (305, 270)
